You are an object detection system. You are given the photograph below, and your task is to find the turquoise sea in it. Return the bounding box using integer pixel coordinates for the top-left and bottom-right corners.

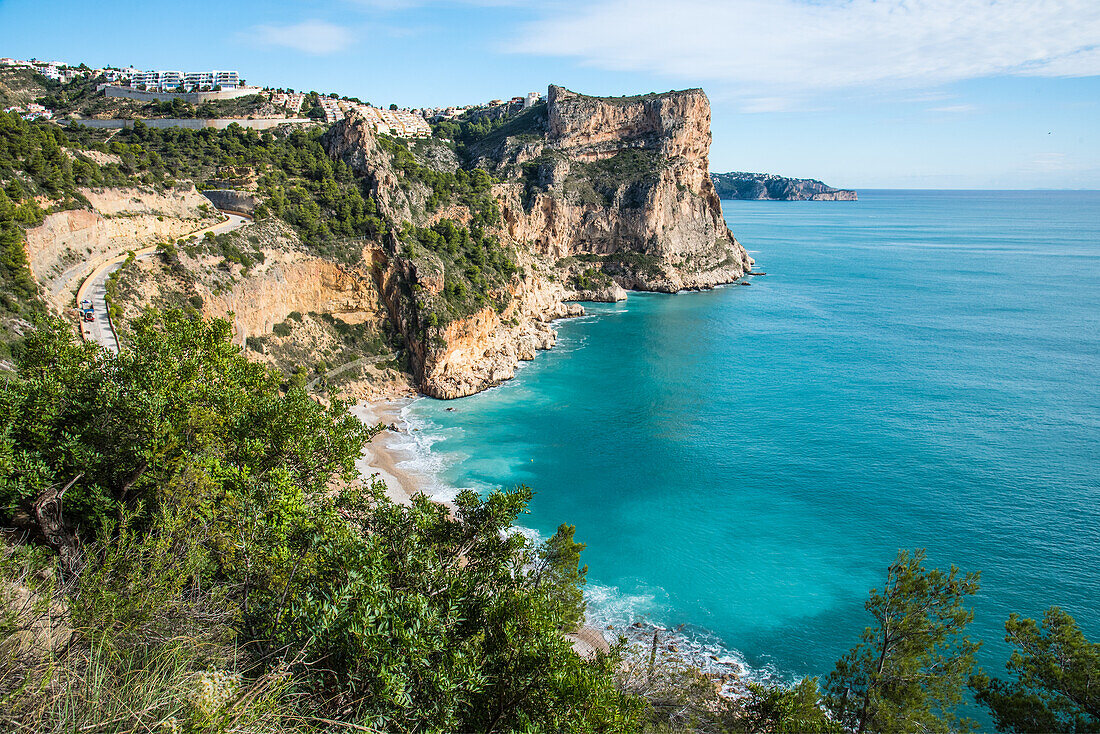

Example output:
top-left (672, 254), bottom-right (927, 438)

top-left (403, 190), bottom-right (1100, 684)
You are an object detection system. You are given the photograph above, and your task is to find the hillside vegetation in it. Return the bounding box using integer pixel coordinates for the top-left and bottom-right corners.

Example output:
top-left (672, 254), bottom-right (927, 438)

top-left (0, 111), bottom-right (158, 359)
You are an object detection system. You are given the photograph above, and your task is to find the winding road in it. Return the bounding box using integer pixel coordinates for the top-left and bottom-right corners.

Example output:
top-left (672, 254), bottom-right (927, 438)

top-left (76, 211), bottom-right (251, 353)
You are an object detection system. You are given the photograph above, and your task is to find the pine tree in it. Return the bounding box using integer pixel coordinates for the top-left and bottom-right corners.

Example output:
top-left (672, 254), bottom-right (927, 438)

top-left (825, 549), bottom-right (981, 733)
top-left (972, 607), bottom-right (1100, 732)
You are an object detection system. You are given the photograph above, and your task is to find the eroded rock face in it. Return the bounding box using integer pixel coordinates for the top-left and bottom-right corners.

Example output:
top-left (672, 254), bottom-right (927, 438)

top-left (322, 116), bottom-right (430, 225)
top-left (200, 189), bottom-right (261, 214)
top-left (547, 85), bottom-right (713, 166)
top-left (420, 274), bottom-right (584, 399)
top-left (322, 84), bottom-right (755, 398)
top-left (24, 186), bottom-right (218, 311)
top-left (109, 219), bottom-right (405, 402)
top-left (206, 254), bottom-right (382, 347)
top-left (497, 85), bottom-right (752, 291)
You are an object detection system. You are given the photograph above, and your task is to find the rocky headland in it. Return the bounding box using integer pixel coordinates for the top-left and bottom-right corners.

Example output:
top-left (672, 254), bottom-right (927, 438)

top-left (323, 85), bottom-right (753, 398)
top-left (710, 171), bottom-right (857, 201)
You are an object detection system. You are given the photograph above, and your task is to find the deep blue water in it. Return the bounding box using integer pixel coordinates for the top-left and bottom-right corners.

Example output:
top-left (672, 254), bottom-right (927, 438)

top-left (405, 190), bottom-right (1100, 685)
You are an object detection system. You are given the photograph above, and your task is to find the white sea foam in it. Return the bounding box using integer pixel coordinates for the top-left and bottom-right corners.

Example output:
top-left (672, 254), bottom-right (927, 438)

top-left (511, 524), bottom-right (544, 546)
top-left (392, 399), bottom-right (460, 503)
top-left (584, 581), bottom-right (782, 694)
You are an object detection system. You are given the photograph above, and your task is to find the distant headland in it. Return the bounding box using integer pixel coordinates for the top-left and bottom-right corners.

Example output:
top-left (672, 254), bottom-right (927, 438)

top-left (711, 171), bottom-right (857, 200)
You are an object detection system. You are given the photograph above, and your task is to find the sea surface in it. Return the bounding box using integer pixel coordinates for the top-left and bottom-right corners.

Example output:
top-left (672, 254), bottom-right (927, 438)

top-left (402, 190), bottom-right (1100, 686)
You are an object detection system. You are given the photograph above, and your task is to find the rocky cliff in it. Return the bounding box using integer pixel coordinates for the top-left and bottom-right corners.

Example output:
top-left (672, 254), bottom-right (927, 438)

top-left (473, 85), bottom-right (752, 291)
top-left (108, 219), bottom-right (413, 400)
top-left (323, 85), bottom-right (754, 398)
top-left (710, 172), bottom-right (857, 201)
top-left (32, 86), bottom-right (756, 400)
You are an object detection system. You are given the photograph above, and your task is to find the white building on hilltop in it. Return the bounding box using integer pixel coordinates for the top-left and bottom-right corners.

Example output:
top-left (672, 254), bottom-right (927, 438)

top-left (319, 98), bottom-right (343, 123)
top-left (271, 92), bottom-right (306, 114)
top-left (133, 69), bottom-right (240, 91)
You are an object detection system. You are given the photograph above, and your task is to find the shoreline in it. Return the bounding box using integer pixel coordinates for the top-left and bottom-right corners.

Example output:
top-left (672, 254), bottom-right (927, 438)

top-left (351, 399), bottom-right (433, 506)
top-left (346, 297), bottom-right (763, 693)
top-left (349, 395), bottom-right (762, 695)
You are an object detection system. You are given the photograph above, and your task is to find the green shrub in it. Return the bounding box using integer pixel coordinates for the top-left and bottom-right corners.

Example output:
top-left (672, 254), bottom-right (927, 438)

top-left (0, 315), bottom-right (645, 732)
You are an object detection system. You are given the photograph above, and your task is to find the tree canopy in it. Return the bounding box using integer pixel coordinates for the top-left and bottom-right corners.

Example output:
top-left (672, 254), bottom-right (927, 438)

top-left (972, 607), bottom-right (1100, 733)
top-left (0, 312), bottom-right (644, 732)
top-left (825, 549), bottom-right (982, 734)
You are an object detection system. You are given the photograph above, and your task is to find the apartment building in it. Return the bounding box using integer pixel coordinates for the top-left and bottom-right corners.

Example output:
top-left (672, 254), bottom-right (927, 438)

top-left (346, 104), bottom-right (432, 138)
top-left (319, 98), bottom-right (344, 123)
top-left (133, 69), bottom-right (240, 91)
top-left (99, 68), bottom-right (135, 83)
top-left (271, 92), bottom-right (307, 114)
top-left (213, 70), bottom-right (239, 88)
top-left (184, 71), bottom-right (214, 88)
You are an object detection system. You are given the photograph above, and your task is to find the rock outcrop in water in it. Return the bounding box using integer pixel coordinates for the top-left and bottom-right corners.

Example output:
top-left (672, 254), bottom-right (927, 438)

top-left (324, 85), bottom-right (754, 398)
top-left (711, 171), bottom-right (857, 201)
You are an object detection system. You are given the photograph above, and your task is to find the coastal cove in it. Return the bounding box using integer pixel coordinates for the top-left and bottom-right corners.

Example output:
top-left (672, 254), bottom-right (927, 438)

top-left (389, 190), bottom-right (1100, 684)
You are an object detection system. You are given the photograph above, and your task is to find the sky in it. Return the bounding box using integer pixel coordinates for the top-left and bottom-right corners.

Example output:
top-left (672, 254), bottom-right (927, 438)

top-left (2, 0), bottom-right (1099, 189)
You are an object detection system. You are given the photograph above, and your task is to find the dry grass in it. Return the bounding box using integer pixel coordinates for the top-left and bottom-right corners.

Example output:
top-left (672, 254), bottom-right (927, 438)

top-left (0, 527), bottom-right (342, 734)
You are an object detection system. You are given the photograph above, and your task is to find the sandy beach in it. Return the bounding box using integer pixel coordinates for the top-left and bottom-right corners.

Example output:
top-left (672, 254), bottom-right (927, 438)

top-left (351, 399), bottom-right (429, 505)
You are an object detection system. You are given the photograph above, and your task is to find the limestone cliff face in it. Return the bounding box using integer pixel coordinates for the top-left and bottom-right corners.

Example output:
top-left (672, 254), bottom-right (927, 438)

top-left (205, 251), bottom-right (382, 347)
top-left (365, 245), bottom-right (578, 399)
top-left (323, 85), bottom-right (755, 398)
top-left (492, 85), bottom-right (752, 292)
top-left (419, 268), bottom-right (582, 399)
top-left (547, 85), bottom-right (714, 166)
top-left (111, 219), bottom-right (408, 400)
top-left (321, 119), bottom-right (430, 225)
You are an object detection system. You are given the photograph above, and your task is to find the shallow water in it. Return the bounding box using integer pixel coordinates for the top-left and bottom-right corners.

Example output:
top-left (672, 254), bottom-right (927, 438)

top-left (404, 190), bottom-right (1100, 685)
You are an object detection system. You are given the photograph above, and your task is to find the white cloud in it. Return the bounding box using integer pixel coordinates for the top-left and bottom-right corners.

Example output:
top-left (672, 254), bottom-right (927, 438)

top-left (253, 20), bottom-right (355, 55)
top-left (509, 0), bottom-right (1100, 94)
top-left (739, 96), bottom-right (793, 113)
top-left (928, 104), bottom-right (979, 114)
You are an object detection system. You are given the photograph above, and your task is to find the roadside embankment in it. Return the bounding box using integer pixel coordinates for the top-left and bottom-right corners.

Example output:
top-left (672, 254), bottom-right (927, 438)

top-left (26, 186), bottom-right (219, 312)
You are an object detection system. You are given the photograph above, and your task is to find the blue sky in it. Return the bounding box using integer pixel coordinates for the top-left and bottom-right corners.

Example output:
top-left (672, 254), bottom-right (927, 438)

top-left (2, 0), bottom-right (1098, 188)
